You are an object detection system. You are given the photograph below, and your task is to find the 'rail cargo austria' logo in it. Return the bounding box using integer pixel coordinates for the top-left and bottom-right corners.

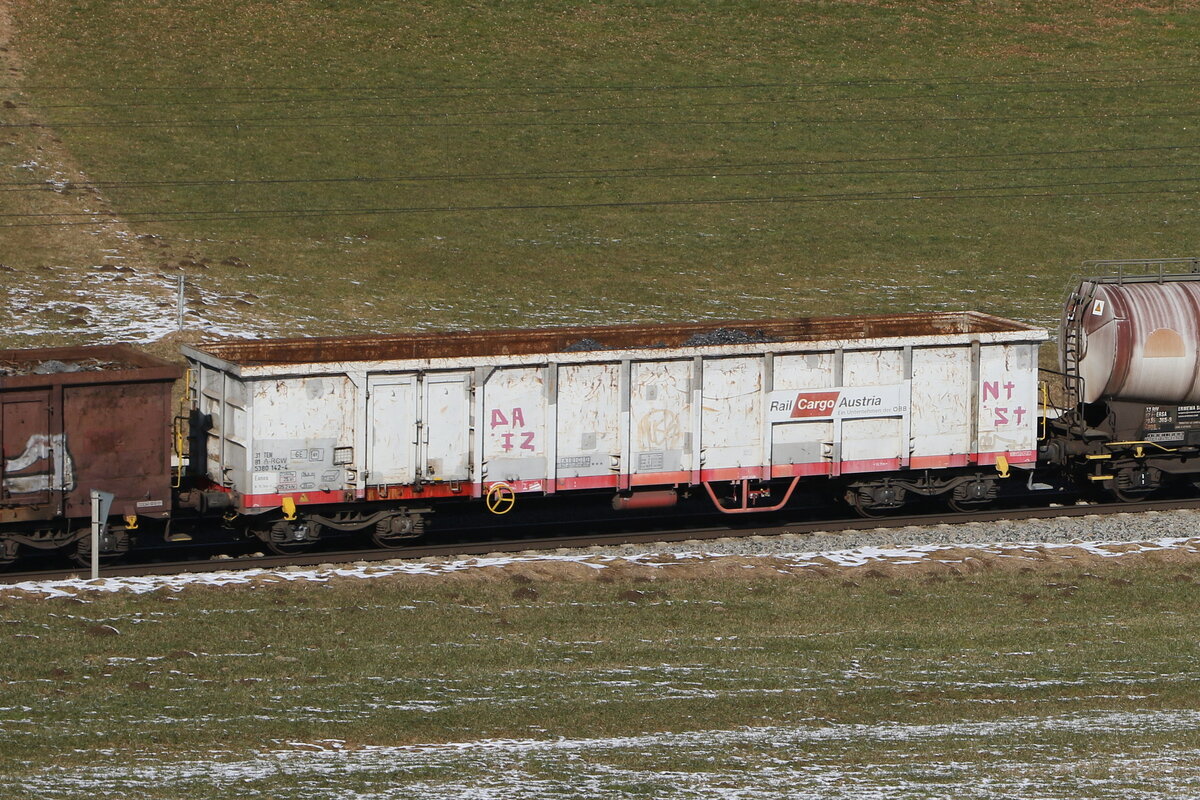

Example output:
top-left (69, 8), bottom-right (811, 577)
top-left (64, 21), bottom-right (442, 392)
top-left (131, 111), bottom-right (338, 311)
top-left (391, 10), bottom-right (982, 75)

top-left (767, 384), bottom-right (908, 422)
top-left (788, 391), bottom-right (841, 417)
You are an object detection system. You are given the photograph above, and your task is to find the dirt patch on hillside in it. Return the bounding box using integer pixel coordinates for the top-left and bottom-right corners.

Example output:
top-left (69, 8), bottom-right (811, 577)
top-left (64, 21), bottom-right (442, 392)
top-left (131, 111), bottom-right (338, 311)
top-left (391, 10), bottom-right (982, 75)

top-left (0, 0), bottom-right (180, 345)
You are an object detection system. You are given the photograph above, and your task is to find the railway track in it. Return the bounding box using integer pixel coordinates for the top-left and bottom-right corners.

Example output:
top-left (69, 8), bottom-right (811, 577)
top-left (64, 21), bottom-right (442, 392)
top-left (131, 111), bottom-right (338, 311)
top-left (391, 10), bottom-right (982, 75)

top-left (4, 496), bottom-right (1200, 586)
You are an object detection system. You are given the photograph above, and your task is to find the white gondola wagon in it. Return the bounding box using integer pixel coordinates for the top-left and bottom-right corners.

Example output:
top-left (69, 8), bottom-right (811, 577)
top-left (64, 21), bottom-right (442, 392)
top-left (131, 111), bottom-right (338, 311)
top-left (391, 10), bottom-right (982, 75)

top-left (183, 311), bottom-right (1047, 547)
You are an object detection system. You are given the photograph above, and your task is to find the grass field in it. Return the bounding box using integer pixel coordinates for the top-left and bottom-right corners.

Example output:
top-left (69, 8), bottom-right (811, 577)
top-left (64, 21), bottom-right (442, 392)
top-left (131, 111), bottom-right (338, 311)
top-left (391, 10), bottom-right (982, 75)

top-left (3, 564), bottom-right (1200, 798)
top-left (2, 1), bottom-right (1200, 347)
top-left (4, 5), bottom-right (1200, 795)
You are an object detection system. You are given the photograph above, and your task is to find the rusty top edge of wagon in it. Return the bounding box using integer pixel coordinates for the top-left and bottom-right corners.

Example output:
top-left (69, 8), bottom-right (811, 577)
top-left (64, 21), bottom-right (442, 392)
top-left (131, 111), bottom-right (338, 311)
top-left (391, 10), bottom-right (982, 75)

top-left (0, 344), bottom-right (182, 388)
top-left (187, 311), bottom-right (1043, 367)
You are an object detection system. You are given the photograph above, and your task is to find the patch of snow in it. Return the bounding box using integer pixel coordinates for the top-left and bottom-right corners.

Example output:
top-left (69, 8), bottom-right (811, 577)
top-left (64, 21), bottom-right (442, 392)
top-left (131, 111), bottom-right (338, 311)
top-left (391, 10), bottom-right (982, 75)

top-left (11, 710), bottom-right (1200, 798)
top-left (3, 269), bottom-right (260, 345)
top-left (6, 537), bottom-right (1200, 599)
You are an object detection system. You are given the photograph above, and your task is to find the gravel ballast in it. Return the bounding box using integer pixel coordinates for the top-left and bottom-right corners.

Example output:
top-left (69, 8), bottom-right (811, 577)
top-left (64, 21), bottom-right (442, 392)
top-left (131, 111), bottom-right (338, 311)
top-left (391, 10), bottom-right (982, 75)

top-left (551, 508), bottom-right (1200, 560)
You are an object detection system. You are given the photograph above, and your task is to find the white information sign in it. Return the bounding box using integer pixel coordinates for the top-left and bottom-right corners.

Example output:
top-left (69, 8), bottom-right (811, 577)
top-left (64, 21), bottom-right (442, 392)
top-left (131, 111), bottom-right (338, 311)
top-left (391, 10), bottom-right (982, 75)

top-left (767, 383), bottom-right (909, 422)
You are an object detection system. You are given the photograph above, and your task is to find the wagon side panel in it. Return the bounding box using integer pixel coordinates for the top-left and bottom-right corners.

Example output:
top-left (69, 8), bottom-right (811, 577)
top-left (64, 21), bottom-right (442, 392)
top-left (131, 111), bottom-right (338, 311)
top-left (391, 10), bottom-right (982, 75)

top-left (245, 376), bottom-right (356, 503)
top-left (481, 367), bottom-right (547, 487)
top-left (699, 357), bottom-right (763, 476)
top-left (840, 348), bottom-right (906, 470)
top-left (909, 345), bottom-right (973, 466)
top-left (0, 390), bottom-right (56, 514)
top-left (976, 342), bottom-right (1039, 465)
top-left (628, 360), bottom-right (693, 485)
top-left (770, 352), bottom-right (836, 476)
top-left (62, 381), bottom-right (175, 519)
top-left (555, 363), bottom-right (620, 490)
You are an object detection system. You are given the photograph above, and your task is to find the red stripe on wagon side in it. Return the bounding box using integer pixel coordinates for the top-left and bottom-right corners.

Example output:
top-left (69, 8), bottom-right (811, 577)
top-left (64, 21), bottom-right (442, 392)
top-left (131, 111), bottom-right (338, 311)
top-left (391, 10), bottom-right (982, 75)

top-left (240, 449), bottom-right (1042, 509)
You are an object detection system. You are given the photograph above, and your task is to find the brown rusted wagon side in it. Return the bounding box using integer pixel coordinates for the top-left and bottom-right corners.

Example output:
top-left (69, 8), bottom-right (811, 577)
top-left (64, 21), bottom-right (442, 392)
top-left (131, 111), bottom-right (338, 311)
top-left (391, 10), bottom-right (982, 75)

top-left (0, 345), bottom-right (181, 564)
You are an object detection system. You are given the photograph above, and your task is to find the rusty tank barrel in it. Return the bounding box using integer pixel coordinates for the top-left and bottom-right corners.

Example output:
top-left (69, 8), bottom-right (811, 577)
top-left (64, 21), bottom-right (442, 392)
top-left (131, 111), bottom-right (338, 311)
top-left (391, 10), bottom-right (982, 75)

top-left (1066, 274), bottom-right (1200, 404)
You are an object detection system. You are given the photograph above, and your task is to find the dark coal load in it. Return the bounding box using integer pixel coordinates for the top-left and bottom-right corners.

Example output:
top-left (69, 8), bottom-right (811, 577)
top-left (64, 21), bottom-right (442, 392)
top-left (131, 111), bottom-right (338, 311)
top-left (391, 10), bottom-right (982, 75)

top-left (563, 338), bottom-right (610, 352)
top-left (682, 328), bottom-right (776, 347)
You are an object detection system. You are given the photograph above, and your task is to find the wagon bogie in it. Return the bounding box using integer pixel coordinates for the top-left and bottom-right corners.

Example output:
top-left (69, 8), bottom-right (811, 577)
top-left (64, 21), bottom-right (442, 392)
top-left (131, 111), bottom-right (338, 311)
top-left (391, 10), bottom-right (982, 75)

top-left (70, 520), bottom-right (133, 567)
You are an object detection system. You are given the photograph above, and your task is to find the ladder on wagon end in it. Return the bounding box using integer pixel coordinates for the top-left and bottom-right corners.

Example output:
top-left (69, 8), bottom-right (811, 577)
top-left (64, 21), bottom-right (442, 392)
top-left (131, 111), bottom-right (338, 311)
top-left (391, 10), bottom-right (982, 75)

top-left (1058, 282), bottom-right (1092, 413)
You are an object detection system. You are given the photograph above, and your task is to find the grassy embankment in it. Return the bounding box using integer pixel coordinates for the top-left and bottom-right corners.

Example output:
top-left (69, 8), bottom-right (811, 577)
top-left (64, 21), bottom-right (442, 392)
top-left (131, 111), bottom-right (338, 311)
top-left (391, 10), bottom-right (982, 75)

top-left (2, 1), bottom-right (1199, 347)
top-left (2, 566), bottom-right (1200, 797)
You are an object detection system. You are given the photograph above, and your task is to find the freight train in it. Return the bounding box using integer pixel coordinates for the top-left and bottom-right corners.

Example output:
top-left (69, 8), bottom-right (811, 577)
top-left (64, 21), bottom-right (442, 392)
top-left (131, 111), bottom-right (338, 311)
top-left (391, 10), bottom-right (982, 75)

top-left (2, 262), bottom-right (1199, 566)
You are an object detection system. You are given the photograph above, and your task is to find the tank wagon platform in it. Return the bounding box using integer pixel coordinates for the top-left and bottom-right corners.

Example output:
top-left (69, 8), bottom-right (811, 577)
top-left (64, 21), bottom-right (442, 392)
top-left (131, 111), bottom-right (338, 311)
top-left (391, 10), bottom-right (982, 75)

top-left (183, 311), bottom-right (1046, 524)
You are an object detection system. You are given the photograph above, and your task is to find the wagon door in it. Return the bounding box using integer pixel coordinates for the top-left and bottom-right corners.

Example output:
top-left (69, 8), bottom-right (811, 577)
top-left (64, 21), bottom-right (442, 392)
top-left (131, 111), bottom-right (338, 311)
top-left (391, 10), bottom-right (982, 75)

top-left (840, 349), bottom-right (907, 471)
top-left (480, 367), bottom-right (548, 486)
top-left (422, 373), bottom-right (472, 482)
top-left (700, 357), bottom-right (764, 473)
top-left (0, 391), bottom-right (57, 508)
top-left (366, 376), bottom-right (417, 486)
top-left (629, 360), bottom-right (693, 483)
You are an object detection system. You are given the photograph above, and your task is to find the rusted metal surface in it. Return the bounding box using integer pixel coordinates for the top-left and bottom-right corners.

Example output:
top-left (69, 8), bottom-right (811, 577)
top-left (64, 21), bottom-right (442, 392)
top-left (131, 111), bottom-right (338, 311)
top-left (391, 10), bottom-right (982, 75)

top-left (192, 312), bottom-right (1037, 366)
top-left (0, 345), bottom-right (181, 523)
top-left (0, 345), bottom-right (177, 386)
top-left (1069, 275), bottom-right (1200, 404)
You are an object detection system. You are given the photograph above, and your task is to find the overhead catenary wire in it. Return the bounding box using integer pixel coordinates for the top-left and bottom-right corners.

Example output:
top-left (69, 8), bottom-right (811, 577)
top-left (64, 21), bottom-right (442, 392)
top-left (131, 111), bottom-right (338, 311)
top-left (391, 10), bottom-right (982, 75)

top-left (0, 62), bottom-right (1195, 93)
top-left (16, 78), bottom-right (1199, 111)
top-left (1, 68), bottom-right (1195, 227)
top-left (0, 143), bottom-right (1196, 192)
top-left (7, 107), bottom-right (1200, 129)
top-left (0, 177), bottom-right (1195, 228)
top-left (2, 158), bottom-right (1199, 193)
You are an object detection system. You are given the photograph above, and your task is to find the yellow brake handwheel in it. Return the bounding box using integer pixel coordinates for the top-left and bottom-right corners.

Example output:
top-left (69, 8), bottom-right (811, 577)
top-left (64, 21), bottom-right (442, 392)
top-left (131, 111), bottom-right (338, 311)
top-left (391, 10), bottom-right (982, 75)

top-left (485, 482), bottom-right (516, 515)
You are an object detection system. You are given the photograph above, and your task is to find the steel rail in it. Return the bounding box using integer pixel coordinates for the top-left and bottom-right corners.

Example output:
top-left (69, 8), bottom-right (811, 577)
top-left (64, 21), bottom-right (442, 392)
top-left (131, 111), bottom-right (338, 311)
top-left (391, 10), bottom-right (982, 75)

top-left (4, 497), bottom-right (1200, 586)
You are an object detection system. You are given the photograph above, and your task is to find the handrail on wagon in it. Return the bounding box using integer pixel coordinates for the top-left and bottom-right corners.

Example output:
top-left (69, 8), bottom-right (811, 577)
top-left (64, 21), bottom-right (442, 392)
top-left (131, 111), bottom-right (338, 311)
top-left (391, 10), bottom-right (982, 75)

top-left (172, 368), bottom-right (192, 488)
top-left (702, 477), bottom-right (801, 515)
top-left (1081, 257), bottom-right (1200, 283)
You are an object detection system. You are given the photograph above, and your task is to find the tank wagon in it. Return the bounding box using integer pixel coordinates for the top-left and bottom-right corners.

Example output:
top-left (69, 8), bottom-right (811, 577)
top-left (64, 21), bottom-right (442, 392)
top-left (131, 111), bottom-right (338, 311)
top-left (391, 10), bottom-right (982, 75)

top-left (0, 345), bottom-right (181, 565)
top-left (182, 311), bottom-right (1046, 551)
top-left (1046, 262), bottom-right (1200, 499)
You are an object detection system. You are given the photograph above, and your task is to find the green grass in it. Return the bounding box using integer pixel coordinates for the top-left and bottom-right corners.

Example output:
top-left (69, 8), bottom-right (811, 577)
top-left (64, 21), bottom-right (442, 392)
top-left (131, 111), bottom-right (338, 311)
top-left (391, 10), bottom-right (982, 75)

top-left (3, 567), bottom-right (1200, 797)
top-left (3, 1), bottom-right (1200, 347)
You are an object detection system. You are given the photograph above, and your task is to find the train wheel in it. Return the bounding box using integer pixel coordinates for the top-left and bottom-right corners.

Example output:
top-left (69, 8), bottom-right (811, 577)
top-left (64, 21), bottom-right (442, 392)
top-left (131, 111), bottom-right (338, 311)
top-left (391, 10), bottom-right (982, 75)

top-left (946, 477), bottom-right (998, 514)
top-left (0, 539), bottom-right (18, 570)
top-left (370, 531), bottom-right (413, 549)
top-left (1109, 466), bottom-right (1162, 503)
top-left (70, 527), bottom-right (130, 568)
top-left (846, 483), bottom-right (906, 518)
top-left (261, 519), bottom-right (321, 555)
top-left (1109, 485), bottom-right (1155, 504)
top-left (366, 511), bottom-right (426, 549)
top-left (947, 497), bottom-right (993, 514)
top-left (263, 538), bottom-right (313, 555)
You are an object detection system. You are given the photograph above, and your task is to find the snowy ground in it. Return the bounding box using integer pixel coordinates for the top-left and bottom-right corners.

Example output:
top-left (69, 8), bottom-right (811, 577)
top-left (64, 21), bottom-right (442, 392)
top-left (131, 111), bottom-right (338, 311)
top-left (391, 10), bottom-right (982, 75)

top-left (6, 530), bottom-right (1200, 799)
top-left (4, 261), bottom-right (259, 346)
top-left (14, 710), bottom-right (1200, 799)
top-left (7, 534), bottom-right (1200, 599)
